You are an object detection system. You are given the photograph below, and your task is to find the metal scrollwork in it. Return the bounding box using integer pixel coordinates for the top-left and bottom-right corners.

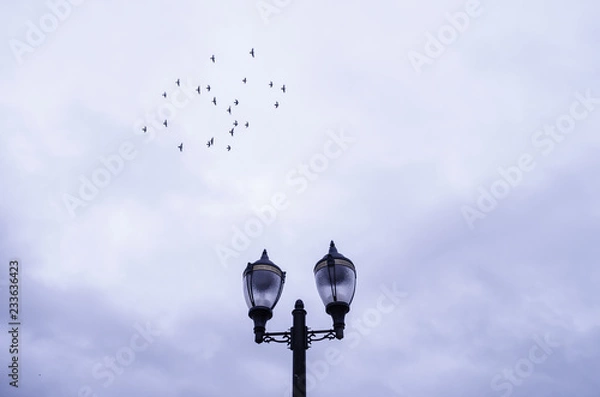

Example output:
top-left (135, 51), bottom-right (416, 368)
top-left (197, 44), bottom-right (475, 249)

top-left (261, 328), bottom-right (337, 349)
top-left (306, 329), bottom-right (337, 348)
top-left (262, 331), bottom-right (291, 346)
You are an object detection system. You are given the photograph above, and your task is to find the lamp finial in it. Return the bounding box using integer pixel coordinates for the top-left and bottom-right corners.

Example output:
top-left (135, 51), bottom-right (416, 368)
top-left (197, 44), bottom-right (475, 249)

top-left (329, 241), bottom-right (338, 254)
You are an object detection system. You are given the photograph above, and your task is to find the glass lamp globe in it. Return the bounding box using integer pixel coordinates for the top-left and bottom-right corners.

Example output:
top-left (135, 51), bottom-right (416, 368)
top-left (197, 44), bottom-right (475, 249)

top-left (314, 241), bottom-right (356, 338)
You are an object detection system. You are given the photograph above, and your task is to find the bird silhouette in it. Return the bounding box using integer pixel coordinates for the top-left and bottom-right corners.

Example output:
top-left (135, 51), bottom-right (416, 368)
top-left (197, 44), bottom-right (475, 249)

top-left (176, 79), bottom-right (180, 86)
top-left (249, 48), bottom-right (255, 57)
top-left (163, 120), bottom-right (168, 127)
top-left (227, 145), bottom-right (231, 151)
top-left (281, 84), bottom-right (286, 93)
top-left (212, 97), bottom-right (217, 105)
top-left (210, 55), bottom-right (215, 63)
top-left (207, 137), bottom-right (214, 147)
top-left (234, 99), bottom-right (239, 105)
top-left (245, 121), bottom-right (249, 128)
top-left (162, 92), bottom-right (167, 98)
top-left (269, 81), bottom-right (273, 88)
top-left (242, 78), bottom-right (247, 84)
top-left (196, 86), bottom-right (201, 94)
top-left (274, 101), bottom-right (279, 108)
top-left (178, 143), bottom-right (183, 152)
top-left (142, 126), bottom-right (147, 133)
top-left (206, 85), bottom-right (211, 92)
top-left (233, 120), bottom-right (238, 127)
top-left (227, 106), bottom-right (231, 114)
top-left (229, 128), bottom-right (235, 136)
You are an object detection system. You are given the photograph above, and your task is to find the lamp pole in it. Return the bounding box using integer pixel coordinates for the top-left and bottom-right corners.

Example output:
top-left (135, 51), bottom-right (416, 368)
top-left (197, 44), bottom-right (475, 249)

top-left (291, 300), bottom-right (307, 397)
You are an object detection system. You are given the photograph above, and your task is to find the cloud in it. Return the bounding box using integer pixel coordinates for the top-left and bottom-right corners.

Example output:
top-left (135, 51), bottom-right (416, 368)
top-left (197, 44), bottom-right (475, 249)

top-left (1, 1), bottom-right (599, 396)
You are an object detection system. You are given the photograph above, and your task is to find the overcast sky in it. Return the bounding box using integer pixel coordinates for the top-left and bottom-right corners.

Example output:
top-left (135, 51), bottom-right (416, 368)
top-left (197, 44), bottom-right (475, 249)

top-left (1, 0), bottom-right (599, 396)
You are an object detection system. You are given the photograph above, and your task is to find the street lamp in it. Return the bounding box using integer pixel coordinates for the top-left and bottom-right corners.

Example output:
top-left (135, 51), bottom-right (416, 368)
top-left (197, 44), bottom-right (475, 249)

top-left (242, 241), bottom-right (357, 397)
top-left (243, 249), bottom-right (286, 343)
top-left (314, 240), bottom-right (357, 339)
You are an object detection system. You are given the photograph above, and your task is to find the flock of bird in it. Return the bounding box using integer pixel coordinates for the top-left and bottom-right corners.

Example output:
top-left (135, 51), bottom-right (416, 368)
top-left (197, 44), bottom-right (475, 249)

top-left (141, 48), bottom-right (287, 153)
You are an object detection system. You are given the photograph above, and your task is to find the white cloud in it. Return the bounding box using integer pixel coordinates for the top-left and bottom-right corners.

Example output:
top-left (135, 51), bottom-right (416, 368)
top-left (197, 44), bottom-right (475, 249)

top-left (1, 1), bottom-right (599, 396)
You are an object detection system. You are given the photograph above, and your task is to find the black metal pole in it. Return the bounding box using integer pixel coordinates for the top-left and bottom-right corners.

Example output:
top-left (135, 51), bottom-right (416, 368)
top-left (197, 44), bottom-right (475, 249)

top-left (291, 299), bottom-right (307, 397)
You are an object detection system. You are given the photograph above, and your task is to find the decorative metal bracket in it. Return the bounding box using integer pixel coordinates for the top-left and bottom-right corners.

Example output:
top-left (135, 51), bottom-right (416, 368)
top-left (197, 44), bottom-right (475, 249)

top-left (307, 329), bottom-right (337, 348)
top-left (262, 331), bottom-right (291, 346)
top-left (261, 328), bottom-right (337, 349)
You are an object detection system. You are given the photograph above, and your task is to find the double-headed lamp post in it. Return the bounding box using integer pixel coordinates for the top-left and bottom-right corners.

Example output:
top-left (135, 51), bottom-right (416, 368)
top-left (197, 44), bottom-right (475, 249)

top-left (242, 241), bottom-right (357, 397)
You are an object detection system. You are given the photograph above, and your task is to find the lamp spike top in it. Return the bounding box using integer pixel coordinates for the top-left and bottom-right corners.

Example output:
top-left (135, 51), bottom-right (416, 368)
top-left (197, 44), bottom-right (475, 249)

top-left (329, 240), bottom-right (338, 254)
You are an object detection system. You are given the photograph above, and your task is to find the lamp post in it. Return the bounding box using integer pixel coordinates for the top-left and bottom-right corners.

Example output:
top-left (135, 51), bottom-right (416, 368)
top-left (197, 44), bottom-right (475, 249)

top-left (242, 241), bottom-right (357, 397)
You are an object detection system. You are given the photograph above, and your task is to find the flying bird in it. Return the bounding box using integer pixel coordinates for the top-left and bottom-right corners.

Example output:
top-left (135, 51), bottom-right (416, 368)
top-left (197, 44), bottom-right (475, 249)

top-left (163, 120), bottom-right (168, 127)
top-left (178, 143), bottom-right (183, 152)
top-left (176, 79), bottom-right (180, 86)
top-left (274, 101), bottom-right (279, 108)
top-left (234, 99), bottom-right (239, 105)
top-left (212, 97), bottom-right (217, 105)
top-left (207, 137), bottom-right (214, 147)
top-left (269, 81), bottom-right (273, 88)
top-left (245, 121), bottom-right (249, 128)
top-left (227, 145), bottom-right (231, 151)
top-left (233, 120), bottom-right (238, 127)
top-left (162, 92), bottom-right (167, 98)
top-left (142, 126), bottom-right (147, 133)
top-left (281, 85), bottom-right (286, 93)
top-left (206, 85), bottom-right (211, 92)
top-left (249, 48), bottom-right (254, 57)
top-left (227, 106), bottom-right (231, 114)
top-left (196, 86), bottom-right (201, 94)
top-left (210, 55), bottom-right (215, 63)
top-left (242, 78), bottom-right (247, 84)
top-left (229, 128), bottom-right (235, 136)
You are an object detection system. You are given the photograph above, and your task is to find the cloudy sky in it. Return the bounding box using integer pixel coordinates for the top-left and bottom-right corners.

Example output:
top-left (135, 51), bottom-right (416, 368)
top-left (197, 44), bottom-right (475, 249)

top-left (1, 0), bottom-right (599, 396)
